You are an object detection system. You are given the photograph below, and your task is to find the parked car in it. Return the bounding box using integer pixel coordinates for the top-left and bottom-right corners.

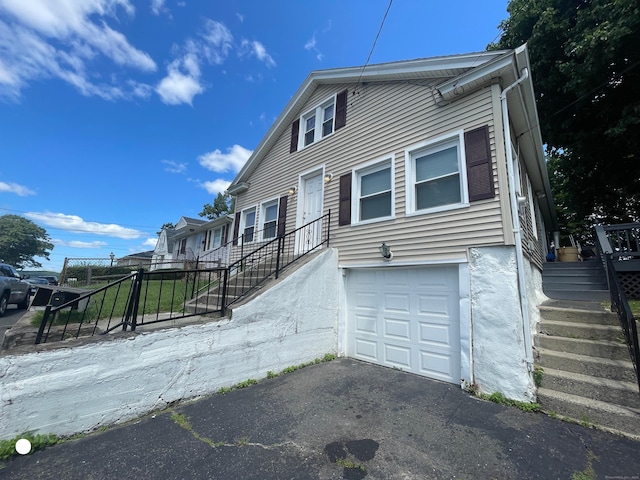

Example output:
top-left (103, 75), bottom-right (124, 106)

top-left (39, 275), bottom-right (58, 286)
top-left (0, 263), bottom-right (31, 316)
top-left (25, 277), bottom-right (49, 295)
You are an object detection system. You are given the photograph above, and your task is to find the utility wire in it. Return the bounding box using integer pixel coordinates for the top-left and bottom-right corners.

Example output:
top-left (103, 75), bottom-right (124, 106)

top-left (354, 0), bottom-right (393, 93)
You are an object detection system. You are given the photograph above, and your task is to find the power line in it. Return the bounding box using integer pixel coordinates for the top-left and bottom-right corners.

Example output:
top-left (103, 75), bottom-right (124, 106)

top-left (354, 0), bottom-right (393, 92)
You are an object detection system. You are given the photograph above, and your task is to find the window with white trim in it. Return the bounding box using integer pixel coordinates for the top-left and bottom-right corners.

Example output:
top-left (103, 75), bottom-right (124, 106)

top-left (300, 97), bottom-right (335, 149)
top-left (354, 159), bottom-right (394, 223)
top-left (206, 225), bottom-right (225, 250)
top-left (241, 207), bottom-right (256, 243)
top-left (260, 199), bottom-right (279, 240)
top-left (406, 134), bottom-right (467, 214)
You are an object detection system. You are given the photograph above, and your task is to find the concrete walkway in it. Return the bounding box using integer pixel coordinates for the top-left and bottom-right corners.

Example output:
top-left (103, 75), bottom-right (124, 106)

top-left (2, 358), bottom-right (639, 479)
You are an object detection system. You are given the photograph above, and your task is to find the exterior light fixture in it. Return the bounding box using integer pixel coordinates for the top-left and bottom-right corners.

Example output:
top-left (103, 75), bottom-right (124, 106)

top-left (288, 186), bottom-right (297, 195)
top-left (109, 252), bottom-right (115, 266)
top-left (378, 242), bottom-right (393, 260)
top-left (324, 173), bottom-right (333, 183)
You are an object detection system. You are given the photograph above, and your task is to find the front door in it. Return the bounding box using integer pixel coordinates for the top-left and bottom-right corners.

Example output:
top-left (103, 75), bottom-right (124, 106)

top-left (297, 173), bottom-right (323, 254)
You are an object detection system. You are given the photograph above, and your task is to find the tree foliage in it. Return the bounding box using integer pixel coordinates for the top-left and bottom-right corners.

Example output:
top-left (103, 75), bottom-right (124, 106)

top-left (0, 215), bottom-right (54, 268)
top-left (199, 192), bottom-right (234, 220)
top-left (493, 0), bottom-right (640, 230)
top-left (156, 222), bottom-right (175, 236)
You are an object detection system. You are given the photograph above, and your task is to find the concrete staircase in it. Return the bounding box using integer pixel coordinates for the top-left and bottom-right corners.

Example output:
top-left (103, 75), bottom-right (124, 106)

top-left (535, 299), bottom-right (640, 438)
top-left (543, 260), bottom-right (609, 301)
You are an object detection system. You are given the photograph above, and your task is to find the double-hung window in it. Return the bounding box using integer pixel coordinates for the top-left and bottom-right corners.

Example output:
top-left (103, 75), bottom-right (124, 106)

top-left (354, 159), bottom-right (394, 223)
top-left (300, 97), bottom-right (335, 149)
top-left (406, 133), bottom-right (467, 214)
top-left (241, 207), bottom-right (256, 243)
top-left (206, 226), bottom-right (224, 250)
top-left (260, 200), bottom-right (279, 240)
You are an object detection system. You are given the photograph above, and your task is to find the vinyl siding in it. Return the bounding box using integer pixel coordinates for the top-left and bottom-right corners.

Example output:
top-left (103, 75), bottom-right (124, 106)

top-left (234, 80), bottom-right (506, 265)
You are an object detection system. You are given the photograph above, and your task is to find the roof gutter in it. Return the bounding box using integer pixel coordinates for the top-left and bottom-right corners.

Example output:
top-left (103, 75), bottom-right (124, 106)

top-left (501, 66), bottom-right (535, 373)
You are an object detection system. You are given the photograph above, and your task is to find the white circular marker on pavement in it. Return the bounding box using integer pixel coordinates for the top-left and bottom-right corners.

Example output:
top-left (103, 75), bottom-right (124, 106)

top-left (15, 438), bottom-right (32, 455)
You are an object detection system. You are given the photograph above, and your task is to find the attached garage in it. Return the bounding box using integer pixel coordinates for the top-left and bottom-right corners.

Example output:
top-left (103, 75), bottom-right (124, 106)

top-left (345, 266), bottom-right (461, 384)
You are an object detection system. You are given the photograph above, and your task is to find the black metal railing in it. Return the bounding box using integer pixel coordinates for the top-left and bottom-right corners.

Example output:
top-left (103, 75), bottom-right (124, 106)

top-left (594, 224), bottom-right (640, 392)
top-left (35, 212), bottom-right (331, 344)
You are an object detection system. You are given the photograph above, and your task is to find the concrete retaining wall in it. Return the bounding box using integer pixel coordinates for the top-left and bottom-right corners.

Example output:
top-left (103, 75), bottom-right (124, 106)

top-left (0, 249), bottom-right (339, 440)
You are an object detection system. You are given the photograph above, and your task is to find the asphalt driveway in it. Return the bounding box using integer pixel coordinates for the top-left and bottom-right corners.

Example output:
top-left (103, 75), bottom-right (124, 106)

top-left (2, 358), bottom-right (639, 479)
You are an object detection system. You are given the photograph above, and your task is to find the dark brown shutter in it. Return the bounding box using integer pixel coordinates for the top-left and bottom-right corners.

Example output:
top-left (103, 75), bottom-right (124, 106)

top-left (464, 125), bottom-right (495, 201)
top-left (223, 224), bottom-right (229, 244)
top-left (338, 172), bottom-right (352, 226)
top-left (232, 212), bottom-right (241, 246)
top-left (277, 195), bottom-right (288, 237)
top-left (290, 119), bottom-right (300, 153)
top-left (335, 89), bottom-right (348, 130)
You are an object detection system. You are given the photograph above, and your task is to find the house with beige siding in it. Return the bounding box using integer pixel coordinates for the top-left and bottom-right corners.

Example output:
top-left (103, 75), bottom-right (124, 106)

top-left (227, 44), bottom-right (557, 401)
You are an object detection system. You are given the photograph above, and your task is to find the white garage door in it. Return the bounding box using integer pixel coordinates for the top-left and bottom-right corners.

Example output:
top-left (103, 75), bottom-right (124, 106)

top-left (346, 266), bottom-right (461, 384)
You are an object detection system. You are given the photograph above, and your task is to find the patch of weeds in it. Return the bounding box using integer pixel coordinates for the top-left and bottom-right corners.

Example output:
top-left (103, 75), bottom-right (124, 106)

top-left (235, 379), bottom-right (258, 389)
top-left (533, 366), bottom-right (544, 387)
top-left (280, 353), bottom-right (338, 376)
top-left (580, 415), bottom-right (593, 428)
top-left (477, 391), bottom-right (541, 413)
top-left (0, 432), bottom-right (60, 461)
top-left (217, 386), bottom-right (232, 395)
top-left (548, 410), bottom-right (557, 419)
top-left (171, 412), bottom-right (226, 448)
top-left (235, 437), bottom-right (249, 447)
top-left (336, 457), bottom-right (365, 471)
top-left (266, 370), bottom-right (279, 379)
top-left (322, 353), bottom-right (337, 362)
top-left (571, 450), bottom-right (598, 480)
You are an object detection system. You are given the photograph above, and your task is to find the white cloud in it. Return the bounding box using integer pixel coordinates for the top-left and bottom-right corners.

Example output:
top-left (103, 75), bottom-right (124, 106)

top-left (25, 212), bottom-right (144, 239)
top-left (198, 144), bottom-right (252, 173)
top-left (201, 179), bottom-right (231, 195)
top-left (143, 237), bottom-right (158, 247)
top-left (304, 33), bottom-right (324, 61)
top-left (0, 181), bottom-right (36, 196)
top-left (201, 20), bottom-right (233, 65)
top-left (162, 159), bottom-right (187, 174)
top-left (150, 0), bottom-right (165, 15)
top-left (0, 0), bottom-right (156, 101)
top-left (236, 13), bottom-right (244, 23)
top-left (241, 39), bottom-right (276, 68)
top-left (156, 54), bottom-right (203, 105)
top-left (52, 239), bottom-right (107, 249)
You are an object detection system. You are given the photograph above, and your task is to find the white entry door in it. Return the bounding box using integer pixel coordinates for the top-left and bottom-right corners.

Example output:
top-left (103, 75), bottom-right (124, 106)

top-left (346, 266), bottom-right (461, 384)
top-left (297, 173), bottom-right (323, 254)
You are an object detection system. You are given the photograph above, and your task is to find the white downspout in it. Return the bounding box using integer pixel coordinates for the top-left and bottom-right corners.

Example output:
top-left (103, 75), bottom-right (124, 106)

top-left (501, 67), bottom-right (535, 372)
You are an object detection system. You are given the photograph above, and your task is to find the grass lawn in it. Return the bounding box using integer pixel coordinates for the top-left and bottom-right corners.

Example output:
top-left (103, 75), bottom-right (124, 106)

top-left (32, 275), bottom-right (220, 327)
top-left (629, 300), bottom-right (639, 317)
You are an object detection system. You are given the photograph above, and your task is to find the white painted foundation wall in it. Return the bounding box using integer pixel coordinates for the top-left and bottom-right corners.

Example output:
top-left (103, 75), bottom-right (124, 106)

top-left (469, 246), bottom-right (538, 402)
top-left (0, 249), bottom-right (339, 440)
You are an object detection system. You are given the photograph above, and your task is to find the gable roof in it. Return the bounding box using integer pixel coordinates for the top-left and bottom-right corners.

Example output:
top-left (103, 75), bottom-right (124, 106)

top-left (229, 49), bottom-right (511, 190)
top-left (229, 44), bottom-right (555, 228)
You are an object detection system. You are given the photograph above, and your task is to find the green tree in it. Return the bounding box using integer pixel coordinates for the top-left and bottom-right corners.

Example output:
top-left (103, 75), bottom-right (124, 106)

top-left (156, 222), bottom-right (175, 236)
top-left (199, 192), bottom-right (234, 220)
top-left (0, 215), bottom-right (54, 268)
top-left (492, 0), bottom-right (640, 230)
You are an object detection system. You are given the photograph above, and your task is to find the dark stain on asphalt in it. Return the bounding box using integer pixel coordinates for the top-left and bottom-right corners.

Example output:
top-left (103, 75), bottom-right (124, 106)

top-left (324, 439), bottom-right (380, 479)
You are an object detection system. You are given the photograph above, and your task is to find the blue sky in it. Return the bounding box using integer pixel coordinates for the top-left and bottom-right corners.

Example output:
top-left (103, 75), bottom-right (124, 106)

top-left (0, 0), bottom-right (509, 272)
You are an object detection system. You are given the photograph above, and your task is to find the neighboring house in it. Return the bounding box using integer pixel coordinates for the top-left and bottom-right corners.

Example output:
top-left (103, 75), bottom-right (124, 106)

top-left (116, 251), bottom-right (154, 268)
top-left (227, 44), bottom-right (557, 401)
top-left (151, 216), bottom-right (233, 270)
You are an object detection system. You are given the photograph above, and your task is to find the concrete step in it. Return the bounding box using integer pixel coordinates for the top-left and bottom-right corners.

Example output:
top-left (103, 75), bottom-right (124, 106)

top-left (534, 334), bottom-right (630, 360)
top-left (537, 387), bottom-right (640, 439)
top-left (543, 280), bottom-right (608, 290)
top-left (543, 289), bottom-right (610, 301)
top-left (535, 348), bottom-right (637, 383)
top-left (539, 305), bottom-right (618, 325)
top-left (539, 320), bottom-right (624, 342)
top-left (540, 367), bottom-right (640, 409)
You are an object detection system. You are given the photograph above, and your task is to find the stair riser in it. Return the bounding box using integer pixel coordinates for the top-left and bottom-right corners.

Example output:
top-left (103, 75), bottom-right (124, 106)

top-left (536, 352), bottom-right (637, 383)
top-left (536, 390), bottom-right (640, 437)
top-left (541, 373), bottom-right (640, 408)
top-left (543, 282), bottom-right (608, 291)
top-left (540, 323), bottom-right (622, 341)
top-left (535, 335), bottom-right (630, 360)
top-left (540, 309), bottom-right (618, 325)
top-left (543, 290), bottom-right (610, 301)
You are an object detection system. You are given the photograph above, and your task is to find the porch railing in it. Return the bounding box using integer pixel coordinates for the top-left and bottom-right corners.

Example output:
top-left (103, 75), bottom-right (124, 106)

top-left (594, 223), bottom-right (640, 392)
top-left (35, 212), bottom-right (330, 344)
